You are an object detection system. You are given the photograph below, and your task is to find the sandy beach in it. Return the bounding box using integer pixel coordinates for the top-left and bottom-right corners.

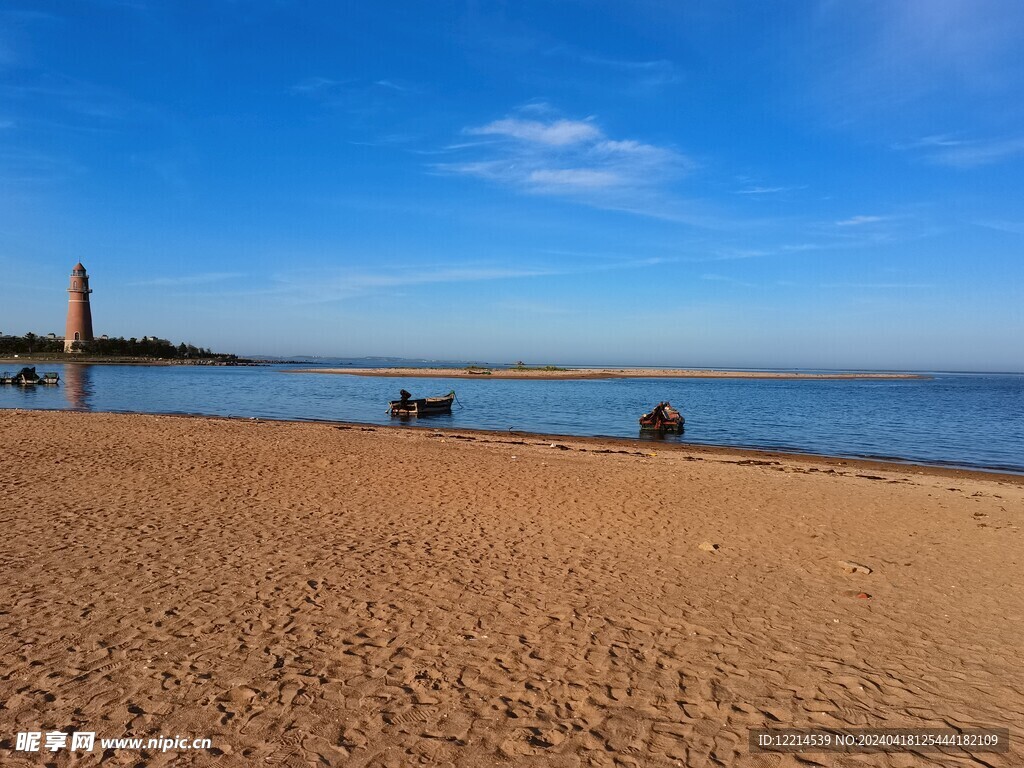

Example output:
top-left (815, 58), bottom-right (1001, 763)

top-left (1, 410), bottom-right (1020, 767)
top-left (294, 368), bottom-right (927, 380)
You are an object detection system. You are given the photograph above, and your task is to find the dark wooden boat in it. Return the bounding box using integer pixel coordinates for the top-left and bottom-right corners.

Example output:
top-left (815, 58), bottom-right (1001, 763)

top-left (0, 366), bottom-right (56, 386)
top-left (389, 389), bottom-right (456, 417)
top-left (639, 401), bottom-right (684, 432)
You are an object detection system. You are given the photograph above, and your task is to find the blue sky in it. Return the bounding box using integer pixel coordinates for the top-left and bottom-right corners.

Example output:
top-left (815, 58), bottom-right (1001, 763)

top-left (1, 0), bottom-right (1022, 370)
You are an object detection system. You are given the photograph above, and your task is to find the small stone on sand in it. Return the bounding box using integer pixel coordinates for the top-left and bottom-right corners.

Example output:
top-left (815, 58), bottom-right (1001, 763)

top-left (699, 541), bottom-right (719, 553)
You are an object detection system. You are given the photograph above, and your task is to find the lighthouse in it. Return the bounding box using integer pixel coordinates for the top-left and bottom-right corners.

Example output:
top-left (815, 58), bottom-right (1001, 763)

top-left (64, 262), bottom-right (94, 352)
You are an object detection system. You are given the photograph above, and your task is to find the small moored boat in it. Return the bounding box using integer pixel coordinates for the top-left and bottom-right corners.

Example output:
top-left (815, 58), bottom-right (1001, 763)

top-left (0, 367), bottom-right (59, 387)
top-left (389, 389), bottom-right (456, 417)
top-left (639, 401), bottom-right (684, 432)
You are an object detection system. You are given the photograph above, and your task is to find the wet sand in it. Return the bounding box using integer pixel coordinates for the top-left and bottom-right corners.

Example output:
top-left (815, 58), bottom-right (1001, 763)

top-left (294, 367), bottom-right (927, 380)
top-left (1, 410), bottom-right (1021, 767)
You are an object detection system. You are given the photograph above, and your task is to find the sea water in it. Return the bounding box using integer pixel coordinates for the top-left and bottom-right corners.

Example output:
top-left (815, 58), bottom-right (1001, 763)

top-left (1, 363), bottom-right (1021, 473)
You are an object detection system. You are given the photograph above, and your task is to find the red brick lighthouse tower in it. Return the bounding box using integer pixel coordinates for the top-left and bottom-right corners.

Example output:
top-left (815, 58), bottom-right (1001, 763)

top-left (64, 262), bottom-right (94, 352)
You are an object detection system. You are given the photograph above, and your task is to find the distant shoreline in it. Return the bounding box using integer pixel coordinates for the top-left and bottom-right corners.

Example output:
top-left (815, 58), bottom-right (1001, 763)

top-left (291, 366), bottom-right (929, 380)
top-left (0, 356), bottom-right (263, 367)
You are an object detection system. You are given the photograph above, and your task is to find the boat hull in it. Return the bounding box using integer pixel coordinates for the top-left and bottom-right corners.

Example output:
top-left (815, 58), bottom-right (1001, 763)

top-left (639, 421), bottom-right (684, 433)
top-left (639, 402), bottom-right (684, 432)
top-left (389, 391), bottom-right (455, 417)
top-left (1, 367), bottom-right (59, 387)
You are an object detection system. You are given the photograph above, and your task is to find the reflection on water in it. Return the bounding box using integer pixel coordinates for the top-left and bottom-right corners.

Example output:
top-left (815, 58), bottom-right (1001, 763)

top-left (62, 364), bottom-right (93, 410)
top-left (636, 428), bottom-right (685, 442)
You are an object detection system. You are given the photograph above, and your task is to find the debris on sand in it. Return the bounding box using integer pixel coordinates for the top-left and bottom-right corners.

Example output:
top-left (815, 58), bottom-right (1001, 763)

top-left (839, 560), bottom-right (872, 575)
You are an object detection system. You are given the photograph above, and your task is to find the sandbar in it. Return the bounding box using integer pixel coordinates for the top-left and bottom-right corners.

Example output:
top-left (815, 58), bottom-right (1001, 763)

top-left (293, 366), bottom-right (928, 380)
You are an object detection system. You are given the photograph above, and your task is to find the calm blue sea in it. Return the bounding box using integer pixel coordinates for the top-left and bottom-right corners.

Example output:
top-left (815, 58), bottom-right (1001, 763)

top-left (2, 362), bottom-right (1022, 473)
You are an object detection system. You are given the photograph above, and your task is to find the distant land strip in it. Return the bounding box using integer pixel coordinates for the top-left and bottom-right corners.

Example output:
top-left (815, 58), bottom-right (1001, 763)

top-left (292, 367), bottom-right (929, 380)
top-left (0, 356), bottom-right (259, 366)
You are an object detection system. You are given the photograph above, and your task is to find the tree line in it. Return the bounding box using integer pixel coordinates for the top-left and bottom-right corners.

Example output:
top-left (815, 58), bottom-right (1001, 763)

top-left (0, 333), bottom-right (236, 359)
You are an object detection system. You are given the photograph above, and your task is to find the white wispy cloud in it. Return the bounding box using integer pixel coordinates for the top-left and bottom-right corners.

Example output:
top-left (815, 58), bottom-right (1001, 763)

top-left (289, 76), bottom-right (416, 115)
top-left (820, 282), bottom-right (934, 290)
top-left (527, 168), bottom-right (619, 189)
top-left (329, 265), bottom-right (555, 289)
top-left (735, 185), bottom-right (804, 195)
top-left (925, 136), bottom-right (1024, 168)
top-left (891, 134), bottom-right (966, 150)
top-left (705, 248), bottom-right (774, 261)
top-left (779, 243), bottom-right (825, 253)
top-left (972, 219), bottom-right (1024, 234)
top-left (701, 273), bottom-right (755, 287)
top-left (2, 74), bottom-right (136, 122)
top-left (836, 215), bottom-right (888, 226)
top-left (438, 107), bottom-right (696, 221)
top-left (263, 254), bottom-right (680, 304)
top-left (127, 272), bottom-right (242, 288)
top-left (290, 76), bottom-right (341, 95)
top-left (268, 263), bottom-right (559, 304)
top-left (545, 44), bottom-right (680, 90)
top-left (0, 147), bottom-right (85, 185)
top-left (175, 265), bottom-right (549, 303)
top-left (892, 133), bottom-right (1024, 168)
top-left (578, 53), bottom-right (675, 75)
top-left (467, 117), bottom-right (601, 146)
top-left (374, 79), bottom-right (407, 92)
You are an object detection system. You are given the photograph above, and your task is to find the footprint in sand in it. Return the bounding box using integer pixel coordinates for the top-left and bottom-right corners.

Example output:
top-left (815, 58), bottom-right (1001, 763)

top-left (277, 678), bottom-right (304, 708)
